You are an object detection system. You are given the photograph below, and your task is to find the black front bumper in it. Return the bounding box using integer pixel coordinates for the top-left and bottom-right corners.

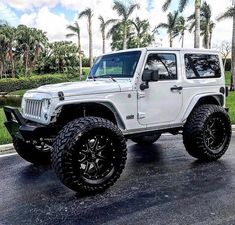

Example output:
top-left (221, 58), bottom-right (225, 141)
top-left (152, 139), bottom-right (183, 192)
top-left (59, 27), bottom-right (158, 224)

top-left (4, 106), bottom-right (49, 140)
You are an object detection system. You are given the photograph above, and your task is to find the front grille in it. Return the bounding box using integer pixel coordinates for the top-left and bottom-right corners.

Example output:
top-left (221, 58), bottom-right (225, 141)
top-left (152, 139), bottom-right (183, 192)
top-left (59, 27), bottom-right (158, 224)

top-left (24, 99), bottom-right (43, 119)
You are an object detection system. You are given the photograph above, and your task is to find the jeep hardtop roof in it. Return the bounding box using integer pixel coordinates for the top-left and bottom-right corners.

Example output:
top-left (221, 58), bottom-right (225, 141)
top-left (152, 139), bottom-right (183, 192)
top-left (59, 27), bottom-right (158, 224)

top-left (103, 47), bottom-right (219, 56)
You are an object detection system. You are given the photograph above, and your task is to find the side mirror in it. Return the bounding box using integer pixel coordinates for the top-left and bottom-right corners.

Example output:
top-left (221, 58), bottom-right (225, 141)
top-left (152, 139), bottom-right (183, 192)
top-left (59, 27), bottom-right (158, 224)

top-left (140, 70), bottom-right (159, 90)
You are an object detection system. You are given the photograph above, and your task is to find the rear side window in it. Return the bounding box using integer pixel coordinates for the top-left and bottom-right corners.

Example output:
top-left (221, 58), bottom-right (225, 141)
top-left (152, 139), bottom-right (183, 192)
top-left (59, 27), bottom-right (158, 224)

top-left (184, 54), bottom-right (221, 79)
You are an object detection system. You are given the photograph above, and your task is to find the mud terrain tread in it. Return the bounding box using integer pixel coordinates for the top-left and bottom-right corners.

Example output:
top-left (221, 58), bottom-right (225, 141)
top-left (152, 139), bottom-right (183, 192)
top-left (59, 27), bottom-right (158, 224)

top-left (52, 117), bottom-right (127, 194)
top-left (183, 104), bottom-right (231, 161)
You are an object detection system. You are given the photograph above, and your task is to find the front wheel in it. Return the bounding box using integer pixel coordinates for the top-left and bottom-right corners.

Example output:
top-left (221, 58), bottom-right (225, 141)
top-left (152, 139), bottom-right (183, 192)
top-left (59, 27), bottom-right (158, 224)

top-left (13, 138), bottom-right (51, 165)
top-left (52, 117), bottom-right (127, 194)
top-left (183, 104), bottom-right (231, 161)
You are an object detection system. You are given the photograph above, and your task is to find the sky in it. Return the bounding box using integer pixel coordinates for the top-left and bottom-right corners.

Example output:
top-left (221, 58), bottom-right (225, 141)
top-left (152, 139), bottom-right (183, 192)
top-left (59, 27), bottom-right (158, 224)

top-left (0, 0), bottom-right (233, 56)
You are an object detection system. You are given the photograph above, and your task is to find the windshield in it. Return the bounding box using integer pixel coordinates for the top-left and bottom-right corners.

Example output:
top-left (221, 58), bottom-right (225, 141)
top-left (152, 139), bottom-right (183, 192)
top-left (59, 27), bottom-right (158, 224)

top-left (89, 51), bottom-right (141, 79)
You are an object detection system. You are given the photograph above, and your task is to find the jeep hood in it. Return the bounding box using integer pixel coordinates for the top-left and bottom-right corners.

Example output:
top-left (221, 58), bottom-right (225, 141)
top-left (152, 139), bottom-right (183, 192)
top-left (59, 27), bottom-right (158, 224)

top-left (27, 80), bottom-right (133, 98)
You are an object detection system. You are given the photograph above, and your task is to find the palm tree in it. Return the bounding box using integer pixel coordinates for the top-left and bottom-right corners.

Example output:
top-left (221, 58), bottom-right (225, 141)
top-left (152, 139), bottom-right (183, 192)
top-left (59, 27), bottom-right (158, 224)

top-left (157, 11), bottom-right (179, 47)
top-left (111, 0), bottom-right (139, 49)
top-left (0, 25), bottom-right (16, 77)
top-left (188, 2), bottom-right (215, 49)
top-left (30, 28), bottom-right (48, 74)
top-left (163, 0), bottom-right (201, 48)
top-left (16, 25), bottom-right (33, 75)
top-left (217, 4), bottom-right (235, 91)
top-left (0, 34), bottom-right (9, 78)
top-left (79, 8), bottom-right (93, 67)
top-left (174, 16), bottom-right (187, 48)
top-left (66, 21), bottom-right (82, 80)
top-left (98, 16), bottom-right (116, 53)
top-left (131, 17), bottom-right (155, 48)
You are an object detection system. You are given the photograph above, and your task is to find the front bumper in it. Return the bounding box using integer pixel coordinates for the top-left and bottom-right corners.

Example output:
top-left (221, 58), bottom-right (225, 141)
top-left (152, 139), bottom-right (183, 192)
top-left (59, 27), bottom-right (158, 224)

top-left (4, 106), bottom-right (50, 140)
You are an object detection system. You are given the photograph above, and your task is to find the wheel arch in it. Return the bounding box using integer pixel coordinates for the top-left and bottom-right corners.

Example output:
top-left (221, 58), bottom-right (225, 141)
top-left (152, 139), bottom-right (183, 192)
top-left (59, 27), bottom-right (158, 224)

top-left (53, 101), bottom-right (126, 130)
top-left (182, 93), bottom-right (224, 122)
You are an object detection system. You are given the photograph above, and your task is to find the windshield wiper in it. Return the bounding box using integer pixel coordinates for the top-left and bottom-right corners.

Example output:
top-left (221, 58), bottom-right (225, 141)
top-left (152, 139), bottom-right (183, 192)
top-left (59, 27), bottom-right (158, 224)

top-left (89, 74), bottom-right (96, 81)
top-left (95, 74), bottom-right (117, 82)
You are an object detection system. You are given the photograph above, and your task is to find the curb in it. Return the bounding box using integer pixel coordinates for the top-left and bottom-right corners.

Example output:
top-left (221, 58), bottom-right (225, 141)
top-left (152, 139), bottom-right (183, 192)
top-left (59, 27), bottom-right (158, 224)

top-left (0, 125), bottom-right (235, 156)
top-left (0, 144), bottom-right (15, 155)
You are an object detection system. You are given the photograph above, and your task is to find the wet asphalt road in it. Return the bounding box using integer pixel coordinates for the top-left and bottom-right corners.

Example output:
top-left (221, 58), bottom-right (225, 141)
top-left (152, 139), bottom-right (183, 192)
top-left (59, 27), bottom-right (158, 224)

top-left (0, 134), bottom-right (235, 225)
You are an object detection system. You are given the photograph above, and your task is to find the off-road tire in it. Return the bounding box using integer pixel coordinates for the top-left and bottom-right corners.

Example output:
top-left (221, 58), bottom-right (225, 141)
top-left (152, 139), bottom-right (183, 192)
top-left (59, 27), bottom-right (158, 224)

top-left (52, 117), bottom-right (127, 194)
top-left (183, 104), bottom-right (231, 161)
top-left (13, 138), bottom-right (51, 165)
top-left (131, 133), bottom-right (161, 145)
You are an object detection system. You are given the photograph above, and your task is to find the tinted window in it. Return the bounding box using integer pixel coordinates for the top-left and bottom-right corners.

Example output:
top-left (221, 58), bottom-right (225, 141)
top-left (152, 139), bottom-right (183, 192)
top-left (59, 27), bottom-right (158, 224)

top-left (184, 54), bottom-right (221, 79)
top-left (144, 53), bottom-right (177, 80)
top-left (89, 51), bottom-right (141, 78)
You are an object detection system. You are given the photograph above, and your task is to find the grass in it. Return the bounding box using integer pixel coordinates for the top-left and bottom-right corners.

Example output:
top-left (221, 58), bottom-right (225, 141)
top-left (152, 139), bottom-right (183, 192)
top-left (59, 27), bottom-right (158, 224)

top-left (0, 108), bottom-right (11, 145)
top-left (227, 91), bottom-right (235, 124)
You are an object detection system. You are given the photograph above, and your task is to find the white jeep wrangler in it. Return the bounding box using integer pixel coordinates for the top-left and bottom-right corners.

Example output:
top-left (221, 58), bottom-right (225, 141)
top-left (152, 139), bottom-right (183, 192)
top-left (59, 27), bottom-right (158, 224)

top-left (4, 48), bottom-right (232, 194)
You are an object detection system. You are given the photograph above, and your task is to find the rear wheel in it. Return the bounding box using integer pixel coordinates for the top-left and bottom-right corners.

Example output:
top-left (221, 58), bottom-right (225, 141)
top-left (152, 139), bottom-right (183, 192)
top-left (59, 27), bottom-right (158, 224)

top-left (13, 138), bottom-right (51, 165)
top-left (183, 104), bottom-right (231, 161)
top-left (131, 133), bottom-right (161, 145)
top-left (52, 117), bottom-right (127, 194)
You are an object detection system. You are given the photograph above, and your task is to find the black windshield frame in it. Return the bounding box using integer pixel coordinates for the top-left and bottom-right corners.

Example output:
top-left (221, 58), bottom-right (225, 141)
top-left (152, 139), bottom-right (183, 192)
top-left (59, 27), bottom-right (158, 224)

top-left (88, 51), bottom-right (141, 79)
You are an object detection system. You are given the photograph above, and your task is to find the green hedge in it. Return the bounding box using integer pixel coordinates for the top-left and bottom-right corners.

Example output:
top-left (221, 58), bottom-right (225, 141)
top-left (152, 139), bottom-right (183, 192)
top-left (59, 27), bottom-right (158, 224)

top-left (0, 68), bottom-right (90, 93)
top-left (0, 74), bottom-right (71, 93)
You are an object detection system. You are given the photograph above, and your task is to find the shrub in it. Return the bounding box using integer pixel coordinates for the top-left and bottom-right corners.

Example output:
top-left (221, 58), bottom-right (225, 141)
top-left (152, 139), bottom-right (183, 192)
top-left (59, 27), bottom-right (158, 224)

top-left (0, 74), bottom-right (71, 93)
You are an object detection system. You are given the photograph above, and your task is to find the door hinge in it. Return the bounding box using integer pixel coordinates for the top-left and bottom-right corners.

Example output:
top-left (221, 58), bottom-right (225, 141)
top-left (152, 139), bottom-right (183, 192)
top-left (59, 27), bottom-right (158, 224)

top-left (138, 92), bottom-right (145, 99)
top-left (138, 112), bottom-right (146, 119)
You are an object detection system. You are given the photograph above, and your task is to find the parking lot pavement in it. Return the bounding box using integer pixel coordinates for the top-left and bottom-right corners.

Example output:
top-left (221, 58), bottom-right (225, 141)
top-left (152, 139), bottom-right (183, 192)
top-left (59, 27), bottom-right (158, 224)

top-left (0, 134), bottom-right (235, 225)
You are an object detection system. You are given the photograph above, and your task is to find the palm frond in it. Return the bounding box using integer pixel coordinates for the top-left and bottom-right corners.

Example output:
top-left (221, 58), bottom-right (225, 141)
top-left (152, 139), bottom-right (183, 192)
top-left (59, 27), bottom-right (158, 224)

top-left (79, 8), bottom-right (93, 19)
top-left (157, 23), bottom-right (169, 29)
top-left (162, 0), bottom-right (172, 11)
top-left (127, 3), bottom-right (140, 17)
top-left (107, 22), bottom-right (121, 38)
top-left (179, 0), bottom-right (189, 12)
top-left (113, 1), bottom-right (127, 17)
top-left (66, 33), bottom-right (76, 38)
top-left (105, 19), bottom-right (118, 26)
top-left (217, 7), bottom-right (234, 21)
top-left (187, 13), bottom-right (195, 22)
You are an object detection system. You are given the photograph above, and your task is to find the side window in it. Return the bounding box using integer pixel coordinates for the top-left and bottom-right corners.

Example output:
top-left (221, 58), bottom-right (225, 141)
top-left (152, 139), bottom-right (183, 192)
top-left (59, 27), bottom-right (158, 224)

top-left (184, 54), bottom-right (221, 79)
top-left (144, 53), bottom-right (177, 80)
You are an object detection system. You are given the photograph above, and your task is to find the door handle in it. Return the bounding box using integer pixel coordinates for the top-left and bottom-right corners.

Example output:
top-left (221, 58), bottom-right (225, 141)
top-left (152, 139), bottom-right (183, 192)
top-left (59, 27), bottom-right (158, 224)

top-left (170, 85), bottom-right (183, 91)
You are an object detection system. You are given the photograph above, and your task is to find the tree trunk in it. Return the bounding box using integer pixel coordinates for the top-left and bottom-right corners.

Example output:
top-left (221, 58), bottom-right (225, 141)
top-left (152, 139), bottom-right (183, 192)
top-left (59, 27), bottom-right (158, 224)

top-left (78, 36), bottom-right (82, 80)
top-left (223, 57), bottom-right (227, 70)
top-left (102, 30), bottom-right (106, 54)
top-left (209, 30), bottom-right (212, 49)
top-left (123, 24), bottom-right (127, 50)
top-left (0, 61), bottom-right (3, 79)
top-left (89, 17), bottom-right (93, 67)
top-left (9, 46), bottom-right (15, 78)
top-left (194, 0), bottom-right (201, 48)
top-left (231, 6), bottom-right (235, 91)
top-left (30, 46), bottom-right (40, 75)
top-left (24, 46), bottom-right (29, 76)
top-left (181, 33), bottom-right (184, 48)
top-left (169, 33), bottom-right (173, 47)
top-left (79, 53), bottom-right (83, 80)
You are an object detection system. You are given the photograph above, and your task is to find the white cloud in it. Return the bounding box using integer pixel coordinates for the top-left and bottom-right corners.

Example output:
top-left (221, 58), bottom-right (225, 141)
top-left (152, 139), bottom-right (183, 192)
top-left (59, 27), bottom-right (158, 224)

top-left (20, 7), bottom-right (69, 41)
top-left (0, 2), bottom-right (19, 26)
top-left (3, 0), bottom-right (59, 11)
top-left (14, 0), bottom-right (233, 57)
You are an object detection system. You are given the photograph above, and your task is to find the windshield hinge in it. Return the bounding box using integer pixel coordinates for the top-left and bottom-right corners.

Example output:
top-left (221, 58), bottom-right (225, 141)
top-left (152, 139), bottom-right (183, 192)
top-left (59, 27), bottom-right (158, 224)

top-left (138, 92), bottom-right (145, 99)
top-left (138, 112), bottom-right (146, 119)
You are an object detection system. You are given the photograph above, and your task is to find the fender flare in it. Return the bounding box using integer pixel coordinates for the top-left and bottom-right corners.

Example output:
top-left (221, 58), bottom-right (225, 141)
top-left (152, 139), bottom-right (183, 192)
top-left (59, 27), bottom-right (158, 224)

top-left (53, 100), bottom-right (126, 130)
top-left (182, 93), bottom-right (224, 122)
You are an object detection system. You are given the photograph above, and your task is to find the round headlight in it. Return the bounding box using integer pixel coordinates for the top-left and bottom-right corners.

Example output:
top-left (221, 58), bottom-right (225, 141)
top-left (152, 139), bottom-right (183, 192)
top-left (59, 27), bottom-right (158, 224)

top-left (42, 99), bottom-right (51, 112)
